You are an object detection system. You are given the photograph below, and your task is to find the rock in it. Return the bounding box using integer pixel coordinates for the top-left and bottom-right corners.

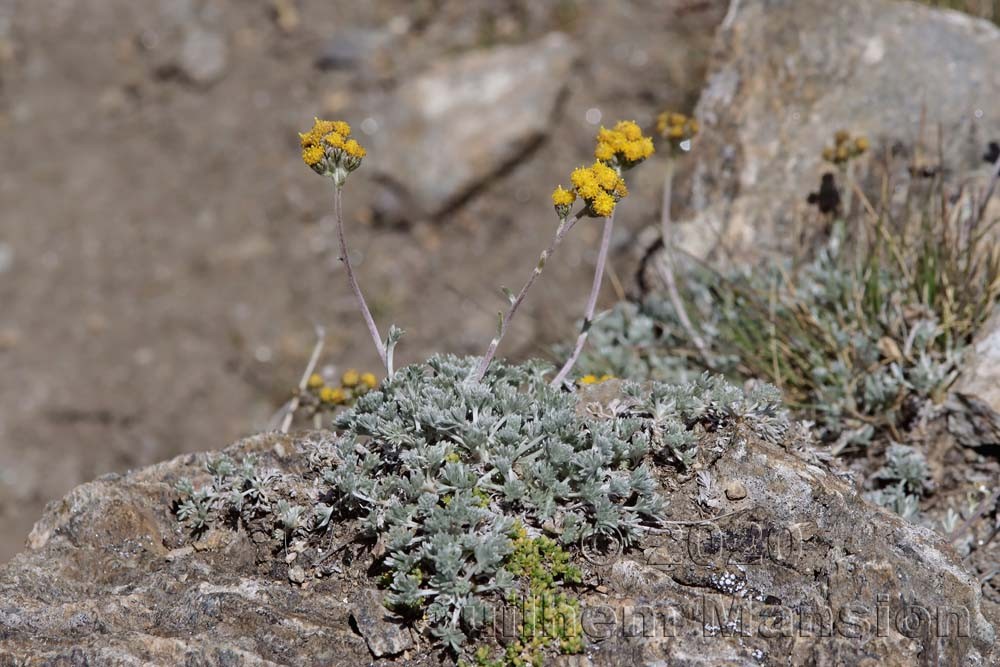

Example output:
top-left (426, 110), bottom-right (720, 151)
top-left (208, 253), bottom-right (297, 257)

top-left (370, 32), bottom-right (577, 219)
top-left (724, 479), bottom-right (747, 500)
top-left (949, 305), bottom-right (1000, 446)
top-left (0, 433), bottom-right (371, 665)
top-left (315, 29), bottom-right (388, 71)
top-left (178, 27), bottom-right (228, 86)
top-left (350, 588), bottom-right (414, 658)
top-left (586, 432), bottom-right (996, 666)
top-left (0, 423), bottom-right (994, 664)
top-left (679, 0), bottom-right (1000, 259)
top-left (287, 564), bottom-right (306, 584)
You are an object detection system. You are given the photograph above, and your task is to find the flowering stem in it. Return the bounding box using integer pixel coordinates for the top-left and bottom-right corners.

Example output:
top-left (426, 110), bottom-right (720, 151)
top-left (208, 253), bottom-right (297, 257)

top-left (334, 185), bottom-right (387, 371)
top-left (472, 210), bottom-right (585, 383)
top-left (550, 210), bottom-right (615, 388)
top-left (656, 158), bottom-right (710, 365)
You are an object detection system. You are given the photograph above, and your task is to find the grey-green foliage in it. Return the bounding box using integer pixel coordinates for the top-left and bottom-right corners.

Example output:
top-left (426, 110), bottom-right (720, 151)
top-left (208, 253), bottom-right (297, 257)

top-left (173, 355), bottom-right (787, 654)
top-left (325, 355), bottom-right (665, 650)
top-left (864, 443), bottom-right (930, 521)
top-left (175, 454), bottom-right (294, 539)
top-left (620, 374), bottom-right (788, 468)
top-left (579, 228), bottom-right (964, 446)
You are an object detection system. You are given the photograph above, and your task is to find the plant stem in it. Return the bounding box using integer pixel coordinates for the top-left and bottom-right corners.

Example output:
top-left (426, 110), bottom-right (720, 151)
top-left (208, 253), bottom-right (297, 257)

top-left (280, 325), bottom-right (326, 433)
top-left (473, 209), bottom-right (584, 382)
top-left (334, 185), bottom-right (387, 371)
top-left (655, 158), bottom-right (711, 364)
top-left (551, 211), bottom-right (615, 387)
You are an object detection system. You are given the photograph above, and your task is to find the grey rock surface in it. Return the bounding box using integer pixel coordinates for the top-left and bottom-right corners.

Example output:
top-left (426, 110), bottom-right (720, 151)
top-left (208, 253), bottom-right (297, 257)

top-left (679, 0), bottom-right (1000, 259)
top-left (0, 422), bottom-right (994, 665)
top-left (370, 32), bottom-right (578, 219)
top-left (352, 588), bottom-right (415, 658)
top-left (950, 306), bottom-right (1000, 446)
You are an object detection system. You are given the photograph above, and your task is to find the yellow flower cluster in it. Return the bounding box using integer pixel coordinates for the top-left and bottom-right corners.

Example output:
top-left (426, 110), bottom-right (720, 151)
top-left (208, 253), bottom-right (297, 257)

top-left (822, 130), bottom-right (869, 166)
top-left (547, 120), bottom-right (651, 219)
top-left (578, 373), bottom-right (613, 386)
top-left (594, 120), bottom-right (655, 166)
top-left (656, 111), bottom-right (699, 145)
top-left (570, 161), bottom-right (628, 217)
top-left (305, 369), bottom-right (378, 409)
top-left (299, 118), bottom-right (366, 182)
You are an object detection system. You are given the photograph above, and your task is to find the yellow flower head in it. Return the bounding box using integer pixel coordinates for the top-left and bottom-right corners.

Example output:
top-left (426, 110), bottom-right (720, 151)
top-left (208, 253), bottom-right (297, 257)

top-left (594, 120), bottom-right (654, 167)
top-left (324, 132), bottom-right (345, 149)
top-left (614, 120), bottom-right (642, 141)
top-left (578, 373), bottom-right (614, 386)
top-left (307, 373), bottom-right (325, 390)
top-left (596, 126), bottom-right (622, 148)
top-left (361, 372), bottom-right (378, 390)
top-left (624, 137), bottom-right (654, 162)
top-left (657, 110), bottom-right (699, 148)
top-left (319, 386), bottom-right (346, 405)
top-left (343, 138), bottom-right (367, 158)
top-left (302, 144), bottom-right (325, 166)
top-left (551, 185), bottom-right (576, 208)
top-left (590, 161), bottom-right (619, 190)
top-left (822, 130), bottom-right (868, 165)
top-left (341, 369), bottom-right (361, 388)
top-left (591, 191), bottom-right (615, 217)
top-left (570, 166), bottom-right (601, 200)
top-left (594, 141), bottom-right (615, 162)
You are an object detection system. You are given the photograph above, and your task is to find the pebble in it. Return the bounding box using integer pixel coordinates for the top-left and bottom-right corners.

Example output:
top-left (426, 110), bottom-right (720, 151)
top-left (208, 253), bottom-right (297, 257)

top-left (725, 480), bottom-right (748, 500)
top-left (178, 27), bottom-right (228, 86)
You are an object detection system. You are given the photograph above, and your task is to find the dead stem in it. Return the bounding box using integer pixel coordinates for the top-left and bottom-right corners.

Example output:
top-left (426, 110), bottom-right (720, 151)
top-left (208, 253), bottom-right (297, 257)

top-left (279, 326), bottom-right (326, 434)
top-left (655, 158), bottom-right (711, 365)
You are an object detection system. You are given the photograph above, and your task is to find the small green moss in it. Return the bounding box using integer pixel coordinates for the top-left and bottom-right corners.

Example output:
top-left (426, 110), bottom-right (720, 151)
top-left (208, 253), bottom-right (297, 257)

top-left (473, 526), bottom-right (584, 666)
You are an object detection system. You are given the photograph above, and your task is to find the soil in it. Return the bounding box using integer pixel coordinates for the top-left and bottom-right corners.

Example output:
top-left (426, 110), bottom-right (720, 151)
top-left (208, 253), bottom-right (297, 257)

top-left (0, 1), bottom-right (727, 562)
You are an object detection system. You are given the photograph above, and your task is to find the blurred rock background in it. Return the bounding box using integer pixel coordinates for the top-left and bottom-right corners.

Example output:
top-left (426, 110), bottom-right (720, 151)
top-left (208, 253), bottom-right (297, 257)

top-left (0, 0), bottom-right (725, 561)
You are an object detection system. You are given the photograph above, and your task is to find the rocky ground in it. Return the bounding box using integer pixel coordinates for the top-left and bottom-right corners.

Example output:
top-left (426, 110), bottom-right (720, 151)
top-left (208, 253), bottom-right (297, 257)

top-left (1, 409), bottom-right (995, 664)
top-left (0, 0), bottom-right (725, 562)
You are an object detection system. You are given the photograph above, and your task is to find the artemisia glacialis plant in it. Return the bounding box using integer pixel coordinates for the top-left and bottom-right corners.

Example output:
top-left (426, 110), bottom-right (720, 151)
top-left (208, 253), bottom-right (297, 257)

top-left (169, 113), bottom-right (798, 662)
top-left (175, 354), bottom-right (789, 657)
